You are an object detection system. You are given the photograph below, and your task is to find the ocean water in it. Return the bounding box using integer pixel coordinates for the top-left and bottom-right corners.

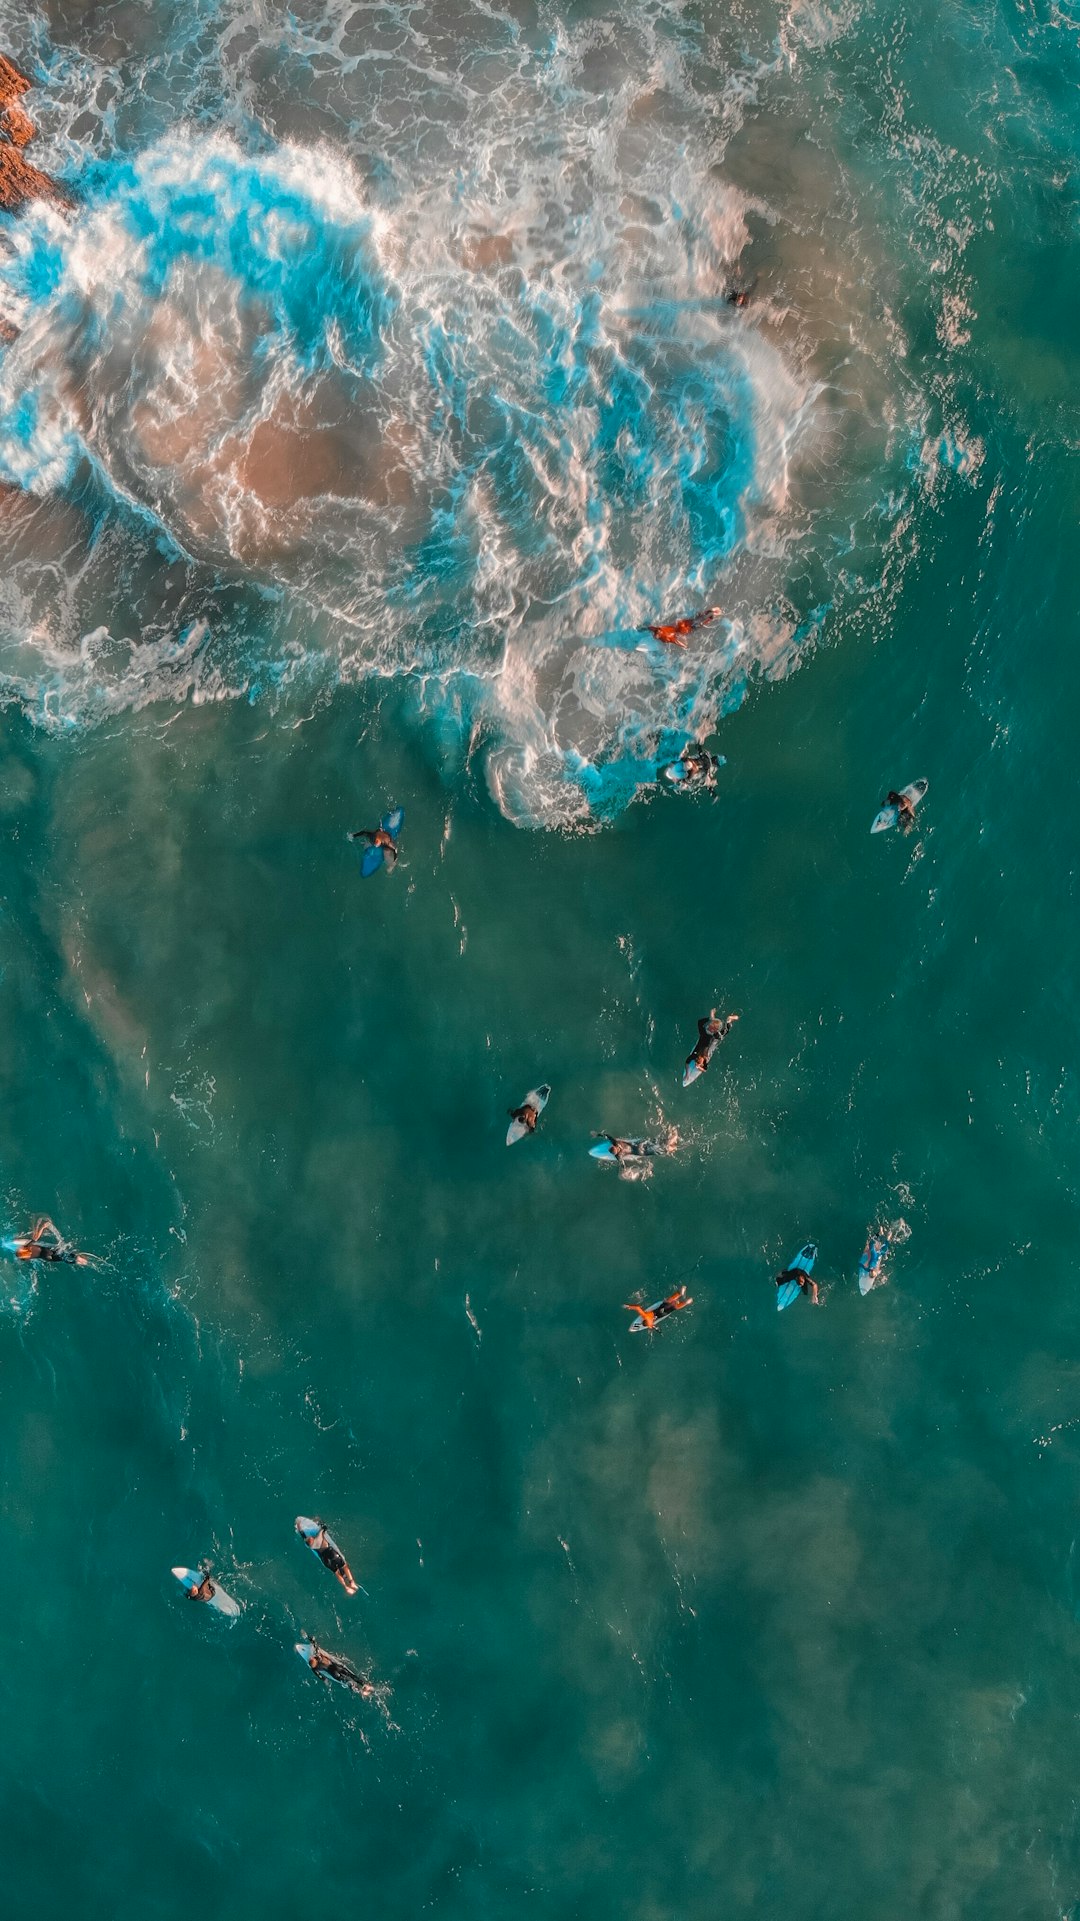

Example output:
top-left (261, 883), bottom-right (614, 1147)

top-left (1, 1), bottom-right (1079, 1916)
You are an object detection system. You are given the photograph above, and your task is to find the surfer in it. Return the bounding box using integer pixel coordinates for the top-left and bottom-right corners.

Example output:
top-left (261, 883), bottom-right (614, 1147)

top-left (591, 1127), bottom-right (678, 1160)
top-left (678, 746), bottom-right (723, 789)
top-left (686, 1010), bottom-right (739, 1077)
top-left (349, 824), bottom-right (399, 868)
top-left (508, 1094), bottom-right (543, 1135)
top-left (623, 1286), bottom-right (693, 1330)
top-left (297, 1519), bottom-right (359, 1596)
top-left (305, 1639), bottom-right (375, 1698)
top-left (725, 280), bottom-right (756, 308)
top-left (184, 1567), bottom-right (217, 1603)
top-left (640, 606), bottom-right (721, 648)
top-left (775, 1263), bottom-right (819, 1306)
top-left (885, 788), bottom-right (917, 830)
top-left (8, 1217), bottom-right (91, 1266)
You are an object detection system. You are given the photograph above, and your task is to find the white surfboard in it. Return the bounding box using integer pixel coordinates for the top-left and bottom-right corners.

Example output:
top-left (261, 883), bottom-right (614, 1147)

top-left (871, 779), bottom-right (928, 833)
top-left (171, 1567), bottom-right (240, 1616)
top-left (506, 1084), bottom-right (551, 1145)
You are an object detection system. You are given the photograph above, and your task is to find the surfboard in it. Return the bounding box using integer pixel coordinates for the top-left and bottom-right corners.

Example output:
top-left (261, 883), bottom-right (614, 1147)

top-left (871, 779), bottom-right (928, 834)
top-left (590, 1137), bottom-right (657, 1162)
top-left (858, 1232), bottom-right (890, 1295)
top-left (682, 1058), bottom-right (704, 1087)
top-left (171, 1567), bottom-right (240, 1616)
top-left (359, 806), bottom-right (405, 876)
top-left (506, 1084), bottom-right (551, 1145)
top-left (777, 1241), bottom-right (817, 1312)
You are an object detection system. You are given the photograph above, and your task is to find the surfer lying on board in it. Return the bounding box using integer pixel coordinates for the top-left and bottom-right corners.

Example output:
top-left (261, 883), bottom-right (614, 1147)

top-left (8, 1216), bottom-right (92, 1265)
top-left (886, 789), bottom-right (917, 830)
top-left (508, 1096), bottom-right (542, 1134)
top-left (640, 606), bottom-right (721, 648)
top-left (623, 1286), bottom-right (693, 1331)
top-left (681, 747), bottom-right (723, 787)
top-left (306, 1639), bottom-right (376, 1697)
top-left (298, 1520), bottom-right (359, 1596)
top-left (184, 1566), bottom-right (217, 1602)
top-left (591, 1128), bottom-right (678, 1161)
top-left (775, 1263), bottom-right (819, 1305)
top-left (725, 280), bottom-right (756, 308)
top-left (349, 825), bottom-right (399, 868)
top-left (686, 1011), bottom-right (739, 1077)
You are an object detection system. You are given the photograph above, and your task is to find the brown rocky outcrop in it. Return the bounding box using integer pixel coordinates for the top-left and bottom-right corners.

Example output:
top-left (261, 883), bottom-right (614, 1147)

top-left (0, 52), bottom-right (73, 213)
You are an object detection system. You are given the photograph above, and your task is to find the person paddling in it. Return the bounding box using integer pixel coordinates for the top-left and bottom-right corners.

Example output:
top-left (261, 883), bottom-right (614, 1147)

top-left (305, 1639), bottom-right (375, 1698)
top-left (623, 1286), bottom-right (693, 1331)
top-left (349, 824), bottom-right (399, 868)
top-left (8, 1216), bottom-right (92, 1266)
top-left (775, 1262), bottom-right (819, 1305)
top-left (640, 606), bottom-right (721, 648)
top-left (685, 1010), bottom-right (739, 1079)
top-left (885, 789), bottom-right (917, 830)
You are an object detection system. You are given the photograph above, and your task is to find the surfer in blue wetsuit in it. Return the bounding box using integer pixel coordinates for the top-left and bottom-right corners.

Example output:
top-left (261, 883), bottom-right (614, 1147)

top-left (775, 1263), bottom-right (819, 1305)
top-left (306, 1639), bottom-right (375, 1697)
top-left (10, 1216), bottom-right (92, 1266)
top-left (349, 824), bottom-right (399, 868)
top-left (686, 1010), bottom-right (739, 1077)
top-left (885, 789), bottom-right (917, 830)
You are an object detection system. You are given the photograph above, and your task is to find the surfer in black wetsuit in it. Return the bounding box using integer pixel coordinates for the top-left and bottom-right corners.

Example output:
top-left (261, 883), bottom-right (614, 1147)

top-left (686, 1010), bottom-right (739, 1078)
top-left (186, 1568), bottom-right (217, 1602)
top-left (349, 825), bottom-right (399, 867)
top-left (775, 1264), bottom-right (819, 1305)
top-left (508, 1098), bottom-right (540, 1134)
top-left (10, 1216), bottom-right (92, 1266)
top-left (306, 1639), bottom-right (375, 1698)
top-left (298, 1520), bottom-right (359, 1596)
top-left (591, 1128), bottom-right (678, 1160)
top-left (623, 1286), bottom-right (693, 1330)
top-left (886, 789), bottom-right (917, 830)
top-left (725, 279), bottom-right (757, 309)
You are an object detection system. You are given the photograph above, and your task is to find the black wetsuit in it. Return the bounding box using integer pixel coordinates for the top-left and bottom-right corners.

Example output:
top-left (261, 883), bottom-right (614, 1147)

top-left (775, 1266), bottom-right (812, 1295)
top-left (509, 1105), bottom-right (538, 1132)
top-left (22, 1243), bottom-right (79, 1264)
top-left (313, 1534), bottom-right (348, 1580)
top-left (312, 1647), bottom-right (368, 1694)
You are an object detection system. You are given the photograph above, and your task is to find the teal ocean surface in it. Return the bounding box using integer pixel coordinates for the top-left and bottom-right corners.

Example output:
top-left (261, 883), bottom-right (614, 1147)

top-left (1, 2), bottom-right (1079, 1916)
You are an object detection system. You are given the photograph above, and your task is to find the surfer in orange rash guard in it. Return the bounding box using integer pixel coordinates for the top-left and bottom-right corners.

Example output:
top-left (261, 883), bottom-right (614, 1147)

top-left (9, 1217), bottom-right (92, 1265)
top-left (640, 606), bottom-right (722, 648)
top-left (349, 825), bottom-right (399, 867)
top-left (623, 1286), bottom-right (693, 1330)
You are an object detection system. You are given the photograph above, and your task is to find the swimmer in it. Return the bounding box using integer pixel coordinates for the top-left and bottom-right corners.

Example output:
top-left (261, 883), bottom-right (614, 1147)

top-left (304, 1638), bottom-right (376, 1699)
top-left (685, 1010), bottom-right (739, 1079)
top-left (775, 1263), bottom-right (819, 1306)
top-left (623, 1285), bottom-right (693, 1331)
top-left (8, 1217), bottom-right (92, 1266)
top-left (349, 825), bottom-right (399, 868)
top-left (296, 1518), bottom-right (360, 1596)
top-left (184, 1566), bottom-right (217, 1603)
top-left (640, 605), bottom-right (722, 649)
top-left (885, 789), bottom-right (917, 830)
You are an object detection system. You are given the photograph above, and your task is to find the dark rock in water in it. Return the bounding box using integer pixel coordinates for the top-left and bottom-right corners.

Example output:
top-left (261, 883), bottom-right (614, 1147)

top-left (0, 52), bottom-right (73, 213)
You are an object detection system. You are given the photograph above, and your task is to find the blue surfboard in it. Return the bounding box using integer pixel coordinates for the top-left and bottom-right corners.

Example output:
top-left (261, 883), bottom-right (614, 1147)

top-left (359, 807), bottom-right (404, 877)
top-left (777, 1241), bottom-right (817, 1312)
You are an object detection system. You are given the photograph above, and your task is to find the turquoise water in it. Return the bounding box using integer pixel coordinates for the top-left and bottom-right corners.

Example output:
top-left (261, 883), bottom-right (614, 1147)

top-left (2, 2), bottom-right (1080, 1916)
